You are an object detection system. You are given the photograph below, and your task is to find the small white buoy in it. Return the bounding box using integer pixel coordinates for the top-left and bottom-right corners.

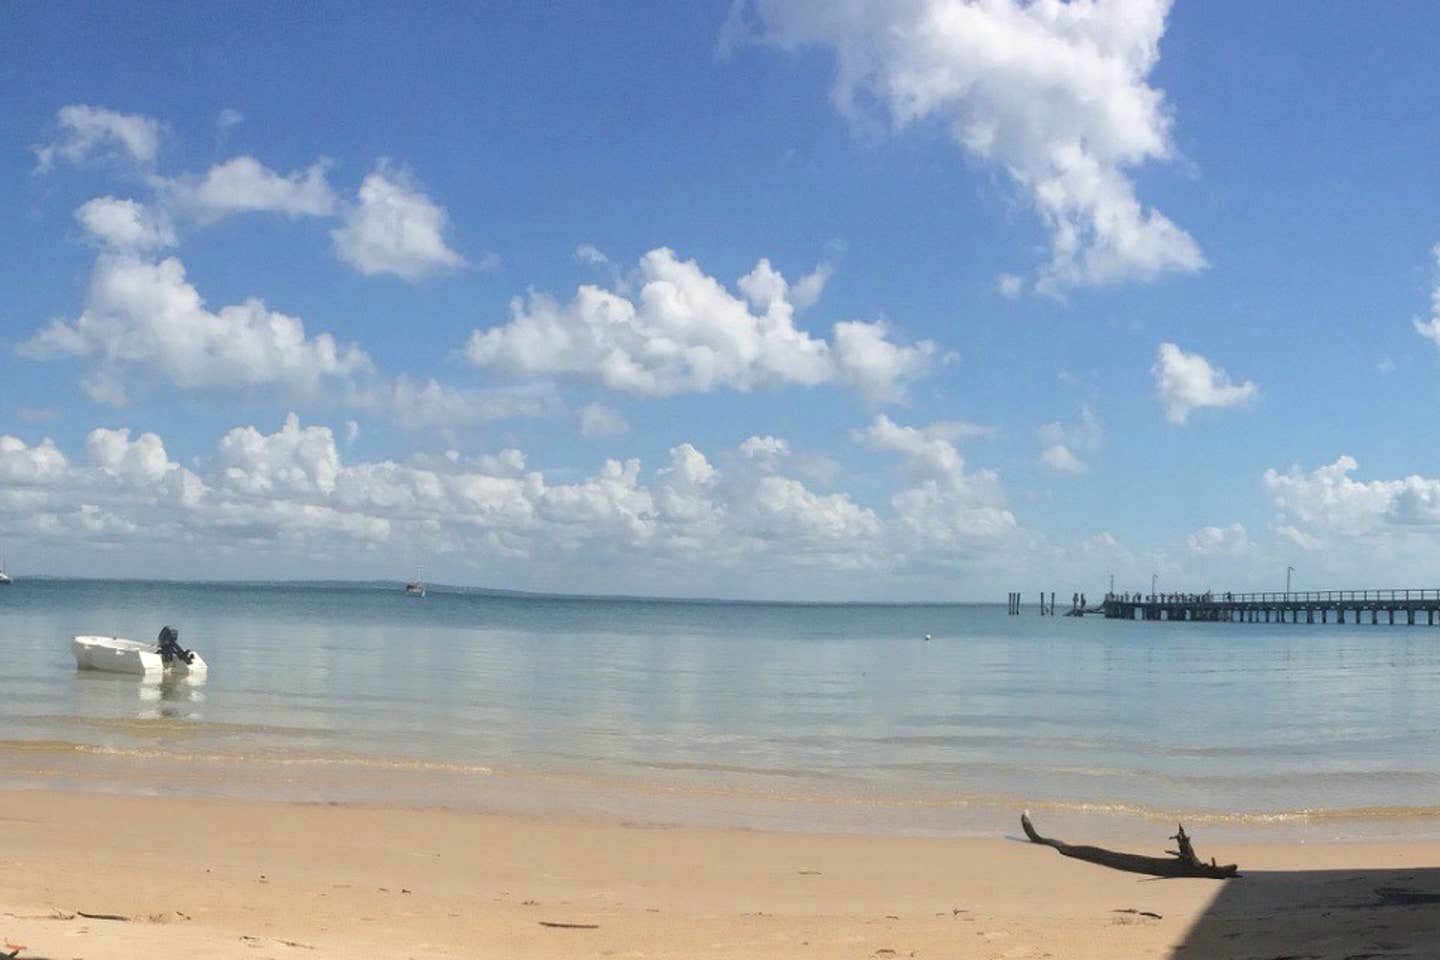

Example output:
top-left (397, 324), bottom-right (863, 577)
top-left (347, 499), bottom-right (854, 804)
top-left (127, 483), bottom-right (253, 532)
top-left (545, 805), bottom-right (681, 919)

top-left (924, 633), bottom-right (932, 642)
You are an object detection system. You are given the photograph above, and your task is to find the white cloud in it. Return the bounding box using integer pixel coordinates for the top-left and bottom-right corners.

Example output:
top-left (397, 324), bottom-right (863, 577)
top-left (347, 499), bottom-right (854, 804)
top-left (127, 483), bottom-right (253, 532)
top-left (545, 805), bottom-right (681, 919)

top-left (217, 108), bottom-right (244, 132)
top-left (0, 415), bottom-right (1003, 589)
top-left (36, 104), bottom-right (162, 172)
top-left (1038, 405), bottom-right (1101, 472)
top-left (579, 402), bottom-right (630, 437)
top-left (17, 254), bottom-right (372, 404)
top-left (0, 435), bottom-right (68, 485)
top-left (1412, 244), bottom-right (1440, 349)
top-left (466, 247), bottom-right (933, 402)
top-left (748, 474), bottom-right (881, 546)
top-left (740, 435), bottom-right (790, 459)
top-left (855, 414), bottom-right (1016, 550)
top-left (576, 243), bottom-right (612, 267)
top-left (87, 427), bottom-right (174, 486)
top-left (789, 262), bottom-right (832, 311)
top-left (1264, 456), bottom-right (1440, 538)
top-left (727, 0), bottom-right (1203, 289)
top-left (74, 197), bottom-right (176, 252)
top-left (218, 413), bottom-right (342, 497)
top-left (996, 273), bottom-right (1024, 298)
top-left (831, 319), bottom-right (937, 404)
top-left (1254, 456), bottom-right (1440, 584)
top-left (354, 378), bottom-right (558, 430)
top-left (1186, 522), bottom-right (1249, 557)
top-left (331, 163), bottom-right (464, 280)
top-left (166, 156), bottom-right (337, 221)
top-left (1152, 343), bottom-right (1257, 424)
top-left (1040, 444), bottom-right (1086, 473)
top-left (17, 248), bottom-right (548, 432)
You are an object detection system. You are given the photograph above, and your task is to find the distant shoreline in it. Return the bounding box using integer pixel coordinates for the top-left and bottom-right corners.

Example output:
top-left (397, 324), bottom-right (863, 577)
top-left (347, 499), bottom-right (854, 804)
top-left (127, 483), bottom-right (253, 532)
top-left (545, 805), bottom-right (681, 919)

top-left (0, 574), bottom-right (1004, 607)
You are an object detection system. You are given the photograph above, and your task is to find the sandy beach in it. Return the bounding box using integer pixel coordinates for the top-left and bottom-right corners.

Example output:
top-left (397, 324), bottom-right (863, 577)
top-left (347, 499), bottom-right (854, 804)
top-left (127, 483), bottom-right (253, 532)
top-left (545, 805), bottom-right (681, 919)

top-left (2, 789), bottom-right (1437, 959)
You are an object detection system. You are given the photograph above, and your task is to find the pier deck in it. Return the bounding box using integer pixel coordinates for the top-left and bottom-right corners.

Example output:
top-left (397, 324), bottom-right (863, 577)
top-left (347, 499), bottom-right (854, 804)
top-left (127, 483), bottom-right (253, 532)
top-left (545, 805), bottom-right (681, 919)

top-left (1101, 589), bottom-right (1440, 625)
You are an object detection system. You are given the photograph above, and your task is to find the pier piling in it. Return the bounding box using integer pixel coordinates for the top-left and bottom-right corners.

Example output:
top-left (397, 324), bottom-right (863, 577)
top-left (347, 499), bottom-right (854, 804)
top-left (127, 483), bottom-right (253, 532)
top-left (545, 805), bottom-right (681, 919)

top-left (1101, 588), bottom-right (1440, 626)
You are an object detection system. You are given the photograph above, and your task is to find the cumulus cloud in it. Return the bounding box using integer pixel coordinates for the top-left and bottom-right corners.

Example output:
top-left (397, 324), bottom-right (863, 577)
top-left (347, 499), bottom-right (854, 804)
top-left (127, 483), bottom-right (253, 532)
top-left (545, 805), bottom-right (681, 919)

top-left (1038, 405), bottom-right (1101, 472)
top-left (855, 414), bottom-right (1016, 550)
top-left (831, 319), bottom-right (936, 403)
top-left (17, 254), bottom-right (372, 404)
top-left (331, 163), bottom-right (464, 280)
top-left (1152, 343), bottom-right (1257, 424)
top-left (17, 246), bottom-right (550, 432)
top-left (165, 156), bottom-right (337, 221)
top-left (74, 197), bottom-right (176, 252)
top-left (726, 0), bottom-right (1203, 289)
top-left (1186, 522), bottom-right (1249, 557)
top-left (36, 104), bottom-right (162, 172)
top-left (1412, 244), bottom-right (1440, 349)
top-left (1251, 456), bottom-right (1440, 585)
top-left (1040, 444), bottom-right (1086, 473)
top-left (87, 427), bottom-right (175, 486)
top-left (0, 415), bottom-right (1014, 588)
top-left (579, 402), bottom-right (630, 437)
top-left (0, 435), bottom-right (68, 485)
top-left (466, 248), bottom-right (934, 402)
top-left (1264, 456), bottom-right (1440, 539)
top-left (351, 378), bottom-right (559, 431)
top-left (218, 413), bottom-right (342, 497)
top-left (740, 435), bottom-right (790, 459)
top-left (748, 474), bottom-right (881, 547)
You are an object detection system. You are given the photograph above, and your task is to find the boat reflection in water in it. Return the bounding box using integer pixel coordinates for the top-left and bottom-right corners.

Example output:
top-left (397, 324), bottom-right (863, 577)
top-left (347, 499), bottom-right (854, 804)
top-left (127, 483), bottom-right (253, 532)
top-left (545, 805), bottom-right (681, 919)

top-left (72, 662), bottom-right (207, 721)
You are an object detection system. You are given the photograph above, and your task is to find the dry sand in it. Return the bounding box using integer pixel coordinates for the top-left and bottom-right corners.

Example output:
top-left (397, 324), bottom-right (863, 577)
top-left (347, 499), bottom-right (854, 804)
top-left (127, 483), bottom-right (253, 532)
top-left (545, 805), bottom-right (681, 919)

top-left (2, 788), bottom-right (1438, 959)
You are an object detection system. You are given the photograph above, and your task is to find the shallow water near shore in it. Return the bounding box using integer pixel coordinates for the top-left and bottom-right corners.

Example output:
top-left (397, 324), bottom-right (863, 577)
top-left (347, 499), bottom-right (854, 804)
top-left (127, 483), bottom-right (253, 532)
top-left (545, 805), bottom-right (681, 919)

top-left (2, 578), bottom-right (1439, 840)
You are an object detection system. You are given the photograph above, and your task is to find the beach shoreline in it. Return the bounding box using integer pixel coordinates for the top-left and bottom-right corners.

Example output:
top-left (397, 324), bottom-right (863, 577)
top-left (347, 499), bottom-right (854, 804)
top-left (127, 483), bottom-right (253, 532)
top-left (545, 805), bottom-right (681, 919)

top-left (4, 787), bottom-right (1439, 959)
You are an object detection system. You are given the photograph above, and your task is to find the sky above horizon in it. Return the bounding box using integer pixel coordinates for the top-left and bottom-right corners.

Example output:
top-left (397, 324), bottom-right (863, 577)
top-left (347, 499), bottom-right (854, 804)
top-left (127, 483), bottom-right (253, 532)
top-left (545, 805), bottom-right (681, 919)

top-left (3, 0), bottom-right (1440, 601)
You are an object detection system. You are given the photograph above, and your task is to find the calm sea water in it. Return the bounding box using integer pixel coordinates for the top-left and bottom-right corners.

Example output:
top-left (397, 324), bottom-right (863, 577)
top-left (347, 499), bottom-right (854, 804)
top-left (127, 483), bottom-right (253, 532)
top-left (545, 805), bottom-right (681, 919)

top-left (3, 578), bottom-right (1440, 839)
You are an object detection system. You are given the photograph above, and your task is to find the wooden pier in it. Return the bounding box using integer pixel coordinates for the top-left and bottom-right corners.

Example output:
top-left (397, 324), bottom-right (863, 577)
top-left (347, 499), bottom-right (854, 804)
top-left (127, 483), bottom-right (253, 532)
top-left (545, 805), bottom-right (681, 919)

top-left (1102, 589), bottom-right (1440, 625)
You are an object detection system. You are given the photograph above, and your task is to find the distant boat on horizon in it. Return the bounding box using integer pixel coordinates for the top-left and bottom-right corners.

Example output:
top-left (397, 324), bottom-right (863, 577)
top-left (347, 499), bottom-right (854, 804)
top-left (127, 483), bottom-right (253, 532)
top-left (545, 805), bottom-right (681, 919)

top-left (404, 561), bottom-right (426, 597)
top-left (0, 549), bottom-right (11, 585)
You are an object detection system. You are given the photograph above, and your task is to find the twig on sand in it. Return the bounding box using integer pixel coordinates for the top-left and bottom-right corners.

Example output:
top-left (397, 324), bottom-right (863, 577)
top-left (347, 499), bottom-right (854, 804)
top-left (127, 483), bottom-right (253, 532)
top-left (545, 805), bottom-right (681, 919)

top-left (76, 910), bottom-right (132, 921)
top-left (1020, 811), bottom-right (1240, 879)
top-left (538, 921), bottom-right (600, 929)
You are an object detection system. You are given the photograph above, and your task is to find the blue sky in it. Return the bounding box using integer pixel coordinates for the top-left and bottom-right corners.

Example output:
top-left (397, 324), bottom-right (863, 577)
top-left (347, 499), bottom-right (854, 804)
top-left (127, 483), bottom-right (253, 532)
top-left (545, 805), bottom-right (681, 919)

top-left (3, 1), bottom-right (1440, 600)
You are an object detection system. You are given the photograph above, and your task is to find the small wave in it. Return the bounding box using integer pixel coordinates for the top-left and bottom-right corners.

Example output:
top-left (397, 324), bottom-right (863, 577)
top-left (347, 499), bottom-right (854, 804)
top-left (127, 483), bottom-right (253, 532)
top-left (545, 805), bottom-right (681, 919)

top-left (0, 739), bottom-right (491, 775)
top-left (4, 739), bottom-right (1439, 829)
top-left (1013, 797), bottom-right (1440, 825)
top-left (14, 714), bottom-right (323, 739)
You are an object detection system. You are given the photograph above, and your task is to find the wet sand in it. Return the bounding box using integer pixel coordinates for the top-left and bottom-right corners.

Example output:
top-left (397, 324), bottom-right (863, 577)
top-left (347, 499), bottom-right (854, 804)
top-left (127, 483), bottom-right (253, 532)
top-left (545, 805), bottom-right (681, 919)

top-left (3, 788), bottom-right (1438, 958)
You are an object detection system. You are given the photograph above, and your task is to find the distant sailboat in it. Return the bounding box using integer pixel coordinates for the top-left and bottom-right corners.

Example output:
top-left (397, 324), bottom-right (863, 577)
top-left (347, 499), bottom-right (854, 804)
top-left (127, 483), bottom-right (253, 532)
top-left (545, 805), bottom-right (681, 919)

top-left (404, 562), bottom-right (426, 598)
top-left (0, 549), bottom-right (11, 585)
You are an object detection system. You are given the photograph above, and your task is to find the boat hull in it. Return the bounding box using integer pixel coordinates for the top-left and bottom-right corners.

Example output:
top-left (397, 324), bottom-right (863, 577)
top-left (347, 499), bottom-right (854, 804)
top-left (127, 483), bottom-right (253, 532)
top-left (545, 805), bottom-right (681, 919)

top-left (72, 635), bottom-right (208, 678)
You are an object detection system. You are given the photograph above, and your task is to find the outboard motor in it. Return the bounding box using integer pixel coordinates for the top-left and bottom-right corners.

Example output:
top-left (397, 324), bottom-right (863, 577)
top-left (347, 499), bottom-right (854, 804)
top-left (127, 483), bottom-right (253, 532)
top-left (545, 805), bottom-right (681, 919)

top-left (156, 625), bottom-right (195, 665)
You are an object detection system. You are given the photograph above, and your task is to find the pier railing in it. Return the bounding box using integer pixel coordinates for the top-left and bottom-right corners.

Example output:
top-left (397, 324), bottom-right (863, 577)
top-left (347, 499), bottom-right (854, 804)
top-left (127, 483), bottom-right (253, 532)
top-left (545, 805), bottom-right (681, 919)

top-left (1105, 589), bottom-right (1440, 604)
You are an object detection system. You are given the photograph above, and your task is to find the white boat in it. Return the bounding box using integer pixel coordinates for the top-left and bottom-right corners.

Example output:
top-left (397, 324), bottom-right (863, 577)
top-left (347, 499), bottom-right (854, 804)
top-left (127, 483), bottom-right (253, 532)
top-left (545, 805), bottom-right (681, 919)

top-left (72, 635), bottom-right (208, 679)
top-left (0, 551), bottom-right (11, 584)
top-left (404, 561), bottom-right (426, 597)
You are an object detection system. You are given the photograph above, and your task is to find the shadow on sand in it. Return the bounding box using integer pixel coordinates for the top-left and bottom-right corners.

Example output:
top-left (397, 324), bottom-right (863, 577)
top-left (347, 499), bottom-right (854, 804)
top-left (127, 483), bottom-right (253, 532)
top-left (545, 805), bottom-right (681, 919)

top-left (1172, 865), bottom-right (1440, 958)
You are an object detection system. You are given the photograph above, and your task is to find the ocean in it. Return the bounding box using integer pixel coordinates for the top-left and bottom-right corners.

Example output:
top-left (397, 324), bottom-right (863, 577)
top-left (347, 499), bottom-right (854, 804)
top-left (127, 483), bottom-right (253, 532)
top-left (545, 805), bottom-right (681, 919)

top-left (3, 578), bottom-right (1439, 840)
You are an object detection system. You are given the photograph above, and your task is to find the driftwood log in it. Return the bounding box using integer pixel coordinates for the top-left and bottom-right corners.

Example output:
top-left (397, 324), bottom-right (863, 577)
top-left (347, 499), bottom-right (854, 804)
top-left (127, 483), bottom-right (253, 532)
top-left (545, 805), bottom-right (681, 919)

top-left (1020, 811), bottom-right (1239, 879)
